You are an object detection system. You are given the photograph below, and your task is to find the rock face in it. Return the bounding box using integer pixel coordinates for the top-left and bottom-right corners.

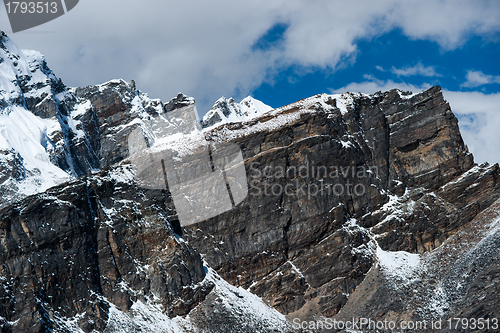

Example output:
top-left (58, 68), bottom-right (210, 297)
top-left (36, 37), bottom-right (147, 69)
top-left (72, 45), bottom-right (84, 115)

top-left (0, 166), bottom-right (212, 332)
top-left (0, 165), bottom-right (292, 333)
top-left (0, 32), bottom-right (292, 333)
top-left (2, 30), bottom-right (500, 333)
top-left (185, 87), bottom-right (500, 323)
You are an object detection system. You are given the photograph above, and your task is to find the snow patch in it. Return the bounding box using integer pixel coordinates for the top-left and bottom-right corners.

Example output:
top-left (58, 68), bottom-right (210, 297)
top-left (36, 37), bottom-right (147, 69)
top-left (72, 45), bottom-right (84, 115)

top-left (426, 285), bottom-right (449, 317)
top-left (200, 265), bottom-right (292, 331)
top-left (397, 90), bottom-right (418, 100)
top-left (104, 300), bottom-right (191, 333)
top-left (107, 165), bottom-right (136, 184)
top-left (202, 96), bottom-right (273, 128)
top-left (0, 105), bottom-right (70, 194)
top-left (376, 245), bottom-right (421, 284)
top-left (287, 260), bottom-right (305, 279)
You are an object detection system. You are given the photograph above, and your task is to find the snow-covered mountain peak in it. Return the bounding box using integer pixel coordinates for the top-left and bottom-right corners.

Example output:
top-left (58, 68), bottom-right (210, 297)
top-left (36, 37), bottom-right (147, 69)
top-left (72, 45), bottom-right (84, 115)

top-left (201, 95), bottom-right (273, 128)
top-left (1, 32), bottom-right (29, 107)
top-left (1, 32), bottom-right (209, 208)
top-left (0, 32), bottom-right (73, 202)
top-left (239, 95), bottom-right (273, 116)
top-left (1, 33), bottom-right (62, 112)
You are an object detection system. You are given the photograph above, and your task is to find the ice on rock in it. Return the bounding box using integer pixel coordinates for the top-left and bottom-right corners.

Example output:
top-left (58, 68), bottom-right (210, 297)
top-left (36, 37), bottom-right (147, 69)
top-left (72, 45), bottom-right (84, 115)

top-left (201, 96), bottom-right (273, 128)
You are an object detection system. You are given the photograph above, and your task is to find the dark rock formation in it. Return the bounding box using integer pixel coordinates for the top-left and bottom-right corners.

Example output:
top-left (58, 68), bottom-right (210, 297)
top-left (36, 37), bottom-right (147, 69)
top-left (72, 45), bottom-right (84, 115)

top-left (164, 92), bottom-right (195, 113)
top-left (0, 166), bottom-right (213, 332)
top-left (2, 29), bottom-right (500, 331)
top-left (184, 86), bottom-right (500, 324)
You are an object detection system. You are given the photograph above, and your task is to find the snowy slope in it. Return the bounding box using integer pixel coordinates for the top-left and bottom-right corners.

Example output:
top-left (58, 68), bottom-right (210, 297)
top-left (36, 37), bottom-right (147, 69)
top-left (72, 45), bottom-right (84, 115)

top-left (201, 96), bottom-right (273, 128)
top-left (0, 32), bottom-right (174, 206)
top-left (0, 31), bottom-right (60, 108)
top-left (0, 32), bottom-right (72, 201)
top-left (82, 265), bottom-right (292, 333)
top-left (0, 105), bottom-right (70, 194)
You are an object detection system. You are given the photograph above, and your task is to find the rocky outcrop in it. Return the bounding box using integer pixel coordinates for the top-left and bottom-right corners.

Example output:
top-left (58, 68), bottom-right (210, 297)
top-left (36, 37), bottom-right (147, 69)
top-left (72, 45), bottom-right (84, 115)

top-left (184, 86), bottom-right (500, 323)
top-left (0, 162), bottom-right (292, 333)
top-left (0, 150), bottom-right (27, 205)
top-left (0, 166), bottom-right (213, 332)
top-left (335, 195), bottom-right (500, 332)
top-left (2, 30), bottom-right (500, 333)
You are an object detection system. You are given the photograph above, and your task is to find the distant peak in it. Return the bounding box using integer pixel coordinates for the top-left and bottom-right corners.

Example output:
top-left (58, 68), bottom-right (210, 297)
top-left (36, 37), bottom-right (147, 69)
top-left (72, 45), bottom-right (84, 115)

top-left (164, 92), bottom-right (195, 113)
top-left (201, 95), bottom-right (273, 128)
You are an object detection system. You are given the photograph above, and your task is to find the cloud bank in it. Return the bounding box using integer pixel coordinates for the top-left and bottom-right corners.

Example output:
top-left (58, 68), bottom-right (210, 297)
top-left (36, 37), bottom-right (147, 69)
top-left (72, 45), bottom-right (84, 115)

top-left (2, 0), bottom-right (499, 112)
top-left (1, 0), bottom-right (499, 165)
top-left (462, 70), bottom-right (500, 88)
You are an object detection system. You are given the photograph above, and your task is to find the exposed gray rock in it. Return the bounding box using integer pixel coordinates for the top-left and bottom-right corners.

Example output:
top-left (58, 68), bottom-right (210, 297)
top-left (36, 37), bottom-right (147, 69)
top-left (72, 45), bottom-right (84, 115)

top-left (185, 87), bottom-right (500, 322)
top-left (0, 166), bottom-right (212, 333)
top-left (1, 30), bottom-right (500, 333)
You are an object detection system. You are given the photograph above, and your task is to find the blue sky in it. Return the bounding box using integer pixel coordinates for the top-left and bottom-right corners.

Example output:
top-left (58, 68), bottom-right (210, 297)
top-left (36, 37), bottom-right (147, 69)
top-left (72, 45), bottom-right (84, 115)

top-left (1, 0), bottom-right (500, 164)
top-left (253, 31), bottom-right (500, 107)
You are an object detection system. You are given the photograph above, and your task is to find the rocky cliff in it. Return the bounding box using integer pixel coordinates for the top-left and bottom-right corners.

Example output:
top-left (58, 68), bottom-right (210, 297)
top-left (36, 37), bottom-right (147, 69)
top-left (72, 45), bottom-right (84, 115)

top-left (1, 30), bottom-right (500, 333)
top-left (184, 87), bottom-right (500, 324)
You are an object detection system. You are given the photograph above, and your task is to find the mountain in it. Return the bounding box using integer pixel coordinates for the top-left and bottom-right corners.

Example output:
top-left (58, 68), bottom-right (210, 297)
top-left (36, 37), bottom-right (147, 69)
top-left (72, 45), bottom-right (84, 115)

top-left (0, 31), bottom-right (292, 333)
top-left (188, 87), bottom-right (500, 327)
top-left (201, 96), bottom-right (273, 128)
top-left (0, 30), bottom-right (202, 209)
top-left (1, 31), bottom-right (500, 333)
top-left (0, 30), bottom-right (71, 200)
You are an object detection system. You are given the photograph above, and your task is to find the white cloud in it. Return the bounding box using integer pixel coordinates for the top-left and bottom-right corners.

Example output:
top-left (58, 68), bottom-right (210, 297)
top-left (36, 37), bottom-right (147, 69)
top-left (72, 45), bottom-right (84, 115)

top-left (1, 0), bottom-right (499, 114)
top-left (389, 63), bottom-right (440, 77)
top-left (331, 78), bottom-right (500, 165)
top-left (330, 78), bottom-right (431, 95)
top-left (461, 70), bottom-right (500, 88)
top-left (442, 90), bottom-right (500, 165)
top-left (384, 0), bottom-right (500, 50)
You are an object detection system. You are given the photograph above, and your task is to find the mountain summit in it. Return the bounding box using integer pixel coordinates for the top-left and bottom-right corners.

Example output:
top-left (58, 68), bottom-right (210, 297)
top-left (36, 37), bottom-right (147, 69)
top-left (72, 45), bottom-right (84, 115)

top-left (0, 32), bottom-right (273, 209)
top-left (201, 95), bottom-right (273, 128)
top-left (1, 31), bottom-right (500, 333)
